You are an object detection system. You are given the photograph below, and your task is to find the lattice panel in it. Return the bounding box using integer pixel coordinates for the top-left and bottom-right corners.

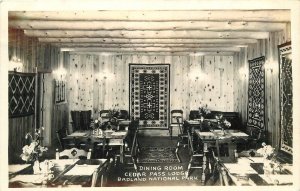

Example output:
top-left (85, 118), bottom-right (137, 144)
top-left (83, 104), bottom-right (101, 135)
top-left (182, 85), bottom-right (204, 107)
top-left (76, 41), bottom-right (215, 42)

top-left (247, 56), bottom-right (265, 130)
top-left (9, 72), bottom-right (35, 118)
top-left (279, 42), bottom-right (293, 155)
top-left (129, 64), bottom-right (169, 128)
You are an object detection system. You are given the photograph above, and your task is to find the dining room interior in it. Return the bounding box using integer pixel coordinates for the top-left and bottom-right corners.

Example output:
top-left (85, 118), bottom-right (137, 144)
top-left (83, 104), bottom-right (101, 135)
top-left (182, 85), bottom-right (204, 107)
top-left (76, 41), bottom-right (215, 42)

top-left (2, 0), bottom-right (299, 188)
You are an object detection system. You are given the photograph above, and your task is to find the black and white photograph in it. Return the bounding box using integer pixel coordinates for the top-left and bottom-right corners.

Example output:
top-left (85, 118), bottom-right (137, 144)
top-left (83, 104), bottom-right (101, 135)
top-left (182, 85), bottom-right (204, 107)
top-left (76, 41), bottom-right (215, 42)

top-left (0, 0), bottom-right (299, 190)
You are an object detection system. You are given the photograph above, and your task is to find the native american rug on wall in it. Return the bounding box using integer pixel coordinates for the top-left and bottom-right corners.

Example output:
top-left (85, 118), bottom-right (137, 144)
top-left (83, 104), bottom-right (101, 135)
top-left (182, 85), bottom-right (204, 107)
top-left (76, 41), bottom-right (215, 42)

top-left (129, 64), bottom-right (170, 128)
top-left (247, 56), bottom-right (265, 130)
top-left (8, 72), bottom-right (35, 118)
top-left (279, 42), bottom-right (293, 155)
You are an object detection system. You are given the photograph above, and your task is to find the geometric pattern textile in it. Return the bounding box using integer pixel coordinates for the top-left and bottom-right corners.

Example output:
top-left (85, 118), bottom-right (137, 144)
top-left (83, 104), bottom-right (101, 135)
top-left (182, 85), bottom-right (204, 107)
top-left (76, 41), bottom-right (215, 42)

top-left (279, 42), bottom-right (293, 155)
top-left (247, 56), bottom-right (265, 130)
top-left (129, 64), bottom-right (170, 128)
top-left (137, 147), bottom-right (179, 163)
top-left (8, 72), bottom-right (35, 118)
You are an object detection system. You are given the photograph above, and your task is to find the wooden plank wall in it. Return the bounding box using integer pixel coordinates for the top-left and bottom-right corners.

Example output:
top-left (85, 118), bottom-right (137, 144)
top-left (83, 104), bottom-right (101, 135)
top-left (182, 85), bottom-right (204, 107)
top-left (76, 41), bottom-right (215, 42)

top-left (68, 53), bottom-right (234, 129)
top-left (233, 27), bottom-right (291, 148)
top-left (8, 29), bottom-right (68, 163)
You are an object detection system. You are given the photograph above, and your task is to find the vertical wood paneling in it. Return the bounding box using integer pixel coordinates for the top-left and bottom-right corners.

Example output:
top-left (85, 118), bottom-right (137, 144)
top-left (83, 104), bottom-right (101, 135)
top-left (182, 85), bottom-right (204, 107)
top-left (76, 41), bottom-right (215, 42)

top-left (8, 29), bottom-right (67, 163)
top-left (233, 29), bottom-right (290, 148)
top-left (68, 53), bottom-right (235, 123)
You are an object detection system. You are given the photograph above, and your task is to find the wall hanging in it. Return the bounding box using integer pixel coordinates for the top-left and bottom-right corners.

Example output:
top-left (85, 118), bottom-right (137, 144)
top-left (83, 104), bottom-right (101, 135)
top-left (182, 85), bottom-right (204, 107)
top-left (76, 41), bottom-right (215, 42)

top-left (247, 56), bottom-right (265, 130)
top-left (9, 72), bottom-right (36, 118)
top-left (278, 42), bottom-right (292, 155)
top-left (129, 64), bottom-right (170, 128)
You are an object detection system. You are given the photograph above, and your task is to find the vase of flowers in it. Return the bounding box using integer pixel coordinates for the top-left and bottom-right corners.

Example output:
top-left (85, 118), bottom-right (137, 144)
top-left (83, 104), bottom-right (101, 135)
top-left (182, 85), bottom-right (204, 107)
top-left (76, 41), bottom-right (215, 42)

top-left (215, 114), bottom-right (231, 134)
top-left (257, 142), bottom-right (281, 176)
top-left (198, 105), bottom-right (211, 121)
top-left (20, 129), bottom-right (48, 174)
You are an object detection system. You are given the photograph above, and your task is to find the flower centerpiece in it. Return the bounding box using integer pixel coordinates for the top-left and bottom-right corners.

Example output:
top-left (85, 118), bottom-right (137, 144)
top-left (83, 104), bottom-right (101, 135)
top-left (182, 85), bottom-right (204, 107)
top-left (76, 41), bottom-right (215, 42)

top-left (198, 105), bottom-right (211, 121)
top-left (257, 142), bottom-right (282, 175)
top-left (20, 129), bottom-right (48, 174)
top-left (108, 108), bottom-right (119, 126)
top-left (108, 109), bottom-right (119, 119)
top-left (215, 114), bottom-right (231, 134)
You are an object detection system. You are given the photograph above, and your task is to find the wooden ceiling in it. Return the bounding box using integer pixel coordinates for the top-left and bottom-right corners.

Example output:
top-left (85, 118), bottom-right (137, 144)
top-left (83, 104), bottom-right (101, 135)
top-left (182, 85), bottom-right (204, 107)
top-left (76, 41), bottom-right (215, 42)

top-left (8, 10), bottom-right (290, 55)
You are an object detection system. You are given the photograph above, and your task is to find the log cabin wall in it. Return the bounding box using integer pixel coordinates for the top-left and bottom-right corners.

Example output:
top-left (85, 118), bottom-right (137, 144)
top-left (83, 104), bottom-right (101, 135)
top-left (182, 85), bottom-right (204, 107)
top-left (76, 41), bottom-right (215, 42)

top-left (233, 24), bottom-right (291, 148)
top-left (67, 53), bottom-right (234, 133)
top-left (8, 29), bottom-right (68, 163)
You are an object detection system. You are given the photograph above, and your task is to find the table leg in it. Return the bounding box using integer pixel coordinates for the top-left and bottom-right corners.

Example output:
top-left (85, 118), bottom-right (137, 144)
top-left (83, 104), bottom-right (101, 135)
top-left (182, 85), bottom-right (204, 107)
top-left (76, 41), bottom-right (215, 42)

top-left (202, 143), bottom-right (208, 183)
top-left (120, 144), bottom-right (124, 164)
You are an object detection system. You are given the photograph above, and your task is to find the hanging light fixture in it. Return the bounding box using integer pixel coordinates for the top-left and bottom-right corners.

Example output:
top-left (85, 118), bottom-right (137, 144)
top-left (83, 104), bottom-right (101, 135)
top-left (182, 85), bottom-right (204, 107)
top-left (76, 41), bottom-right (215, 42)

top-left (8, 56), bottom-right (23, 72)
top-left (53, 66), bottom-right (67, 81)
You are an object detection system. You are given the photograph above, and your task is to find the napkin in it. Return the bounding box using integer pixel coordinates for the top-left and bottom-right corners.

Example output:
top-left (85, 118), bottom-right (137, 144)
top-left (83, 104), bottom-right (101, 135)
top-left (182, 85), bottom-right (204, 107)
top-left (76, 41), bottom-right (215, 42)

top-left (259, 174), bottom-right (293, 185)
top-left (111, 131), bottom-right (127, 136)
top-left (230, 132), bottom-right (249, 137)
top-left (224, 163), bottom-right (257, 174)
top-left (68, 132), bottom-right (87, 137)
top-left (198, 132), bottom-right (215, 137)
top-left (9, 164), bottom-right (31, 173)
top-left (64, 164), bottom-right (99, 176)
top-left (10, 175), bottom-right (44, 184)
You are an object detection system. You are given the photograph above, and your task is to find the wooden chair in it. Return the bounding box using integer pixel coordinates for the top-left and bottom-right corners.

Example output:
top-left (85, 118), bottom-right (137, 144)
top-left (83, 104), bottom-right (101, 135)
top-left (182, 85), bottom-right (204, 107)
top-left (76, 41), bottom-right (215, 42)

top-left (189, 110), bottom-right (200, 120)
top-left (186, 129), bottom-right (203, 178)
top-left (56, 148), bottom-right (92, 160)
top-left (100, 110), bottom-right (110, 123)
top-left (70, 110), bottom-right (81, 132)
top-left (169, 110), bottom-right (183, 139)
top-left (56, 128), bottom-right (76, 149)
top-left (81, 110), bottom-right (92, 130)
top-left (124, 119), bottom-right (140, 173)
top-left (247, 126), bottom-right (265, 149)
top-left (210, 149), bottom-right (229, 186)
top-left (175, 118), bottom-right (189, 161)
top-left (91, 159), bottom-right (112, 187)
top-left (118, 110), bottom-right (129, 120)
top-left (237, 126), bottom-right (265, 152)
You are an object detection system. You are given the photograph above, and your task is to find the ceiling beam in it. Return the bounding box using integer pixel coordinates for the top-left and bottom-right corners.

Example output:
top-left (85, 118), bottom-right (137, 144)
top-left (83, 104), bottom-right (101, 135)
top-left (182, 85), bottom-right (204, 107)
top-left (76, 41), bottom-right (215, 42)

top-left (9, 10), bottom-right (290, 22)
top-left (25, 30), bottom-right (269, 39)
top-left (38, 38), bottom-right (258, 44)
top-left (69, 51), bottom-right (235, 56)
top-left (9, 20), bottom-right (287, 31)
top-left (52, 43), bottom-right (246, 48)
top-left (60, 47), bottom-right (241, 52)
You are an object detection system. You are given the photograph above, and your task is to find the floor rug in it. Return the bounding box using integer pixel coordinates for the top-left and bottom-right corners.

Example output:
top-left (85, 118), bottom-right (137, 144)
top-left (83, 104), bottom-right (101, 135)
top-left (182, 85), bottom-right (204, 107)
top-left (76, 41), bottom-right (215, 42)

top-left (137, 147), bottom-right (179, 163)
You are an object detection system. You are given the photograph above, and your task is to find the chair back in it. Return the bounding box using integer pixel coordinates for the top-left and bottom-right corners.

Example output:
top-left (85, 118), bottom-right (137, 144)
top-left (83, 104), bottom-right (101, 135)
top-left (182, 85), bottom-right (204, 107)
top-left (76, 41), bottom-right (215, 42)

top-left (189, 110), bottom-right (200, 120)
top-left (125, 118), bottom-right (139, 156)
top-left (71, 111), bottom-right (81, 132)
top-left (56, 148), bottom-right (92, 160)
top-left (99, 110), bottom-right (110, 122)
top-left (56, 128), bottom-right (68, 149)
top-left (171, 110), bottom-right (183, 124)
top-left (99, 110), bottom-right (110, 117)
top-left (118, 110), bottom-right (129, 120)
top-left (81, 110), bottom-right (92, 130)
top-left (210, 149), bottom-right (229, 186)
top-left (249, 126), bottom-right (264, 140)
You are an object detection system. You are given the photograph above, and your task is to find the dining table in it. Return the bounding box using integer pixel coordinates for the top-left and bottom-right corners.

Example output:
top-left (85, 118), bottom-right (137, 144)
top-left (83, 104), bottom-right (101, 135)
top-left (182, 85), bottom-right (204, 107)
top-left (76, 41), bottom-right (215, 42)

top-left (221, 156), bottom-right (293, 185)
top-left (64, 129), bottom-right (128, 163)
top-left (195, 129), bottom-right (249, 183)
top-left (9, 158), bottom-right (108, 187)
